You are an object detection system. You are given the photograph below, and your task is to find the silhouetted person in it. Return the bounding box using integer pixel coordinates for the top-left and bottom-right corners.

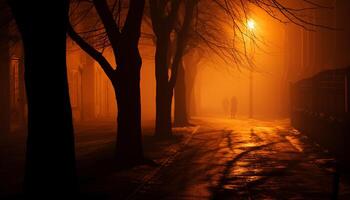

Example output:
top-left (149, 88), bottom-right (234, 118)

top-left (231, 96), bottom-right (237, 118)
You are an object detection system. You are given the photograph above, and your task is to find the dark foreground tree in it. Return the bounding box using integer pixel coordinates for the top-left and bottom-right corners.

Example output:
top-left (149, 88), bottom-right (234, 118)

top-left (68, 0), bottom-right (146, 165)
top-left (8, 0), bottom-right (77, 197)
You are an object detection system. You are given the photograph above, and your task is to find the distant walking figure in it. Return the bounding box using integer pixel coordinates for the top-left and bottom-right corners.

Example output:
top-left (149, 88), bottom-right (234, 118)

top-left (231, 96), bottom-right (237, 118)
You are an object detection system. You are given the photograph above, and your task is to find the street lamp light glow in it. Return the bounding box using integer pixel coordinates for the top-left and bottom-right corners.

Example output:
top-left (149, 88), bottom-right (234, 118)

top-left (247, 19), bottom-right (255, 31)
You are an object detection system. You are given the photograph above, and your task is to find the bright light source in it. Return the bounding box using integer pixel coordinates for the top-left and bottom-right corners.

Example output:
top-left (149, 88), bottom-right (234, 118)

top-left (247, 19), bottom-right (255, 31)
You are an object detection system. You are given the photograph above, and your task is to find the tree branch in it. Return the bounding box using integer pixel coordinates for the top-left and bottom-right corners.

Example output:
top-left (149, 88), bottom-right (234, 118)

top-left (93, 0), bottom-right (120, 59)
top-left (122, 0), bottom-right (145, 41)
top-left (67, 22), bottom-right (115, 80)
top-left (169, 0), bottom-right (196, 89)
top-left (166, 0), bottom-right (182, 33)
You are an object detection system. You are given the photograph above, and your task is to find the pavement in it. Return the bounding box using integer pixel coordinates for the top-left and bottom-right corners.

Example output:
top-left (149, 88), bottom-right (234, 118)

top-left (1, 118), bottom-right (350, 199)
top-left (126, 118), bottom-right (350, 200)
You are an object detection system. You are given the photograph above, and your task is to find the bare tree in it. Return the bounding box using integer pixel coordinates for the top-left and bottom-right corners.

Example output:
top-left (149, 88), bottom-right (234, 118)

top-left (149, 0), bottom-right (197, 137)
top-left (8, 0), bottom-right (77, 197)
top-left (68, 0), bottom-right (146, 166)
top-left (175, 48), bottom-right (203, 126)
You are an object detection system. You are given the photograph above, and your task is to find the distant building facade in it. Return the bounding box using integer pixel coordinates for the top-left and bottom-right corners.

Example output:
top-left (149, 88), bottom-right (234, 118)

top-left (6, 38), bottom-right (117, 132)
top-left (66, 39), bottom-right (116, 122)
top-left (284, 0), bottom-right (350, 82)
top-left (281, 0), bottom-right (350, 116)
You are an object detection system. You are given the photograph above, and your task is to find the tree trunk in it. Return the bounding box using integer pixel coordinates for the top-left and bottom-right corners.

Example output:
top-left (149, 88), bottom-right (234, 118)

top-left (68, 0), bottom-right (145, 166)
top-left (155, 86), bottom-right (173, 137)
top-left (155, 37), bottom-right (173, 137)
top-left (113, 0), bottom-right (145, 164)
top-left (174, 62), bottom-right (189, 127)
top-left (9, 0), bottom-right (77, 196)
top-left (114, 48), bottom-right (144, 165)
top-left (0, 21), bottom-right (10, 137)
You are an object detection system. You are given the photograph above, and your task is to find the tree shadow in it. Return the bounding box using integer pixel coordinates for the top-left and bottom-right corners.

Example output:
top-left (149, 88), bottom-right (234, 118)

top-left (76, 132), bottom-right (190, 199)
top-left (208, 131), bottom-right (301, 199)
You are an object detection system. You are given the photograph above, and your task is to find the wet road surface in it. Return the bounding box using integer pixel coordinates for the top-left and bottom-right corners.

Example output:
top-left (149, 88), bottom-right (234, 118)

top-left (128, 118), bottom-right (350, 200)
top-left (2, 118), bottom-right (350, 199)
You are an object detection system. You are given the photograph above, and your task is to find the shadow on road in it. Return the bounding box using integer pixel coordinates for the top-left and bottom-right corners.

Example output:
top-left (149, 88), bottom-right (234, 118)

top-left (209, 130), bottom-right (303, 200)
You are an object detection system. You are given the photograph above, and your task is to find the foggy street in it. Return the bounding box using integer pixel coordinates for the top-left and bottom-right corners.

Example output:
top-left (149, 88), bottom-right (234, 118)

top-left (2, 0), bottom-right (350, 198)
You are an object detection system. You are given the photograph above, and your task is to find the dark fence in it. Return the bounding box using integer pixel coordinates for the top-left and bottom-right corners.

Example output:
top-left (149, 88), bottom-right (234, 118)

top-left (290, 67), bottom-right (350, 164)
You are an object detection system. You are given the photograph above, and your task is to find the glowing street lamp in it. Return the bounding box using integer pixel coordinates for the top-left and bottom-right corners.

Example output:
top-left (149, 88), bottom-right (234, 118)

top-left (247, 19), bottom-right (255, 31)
